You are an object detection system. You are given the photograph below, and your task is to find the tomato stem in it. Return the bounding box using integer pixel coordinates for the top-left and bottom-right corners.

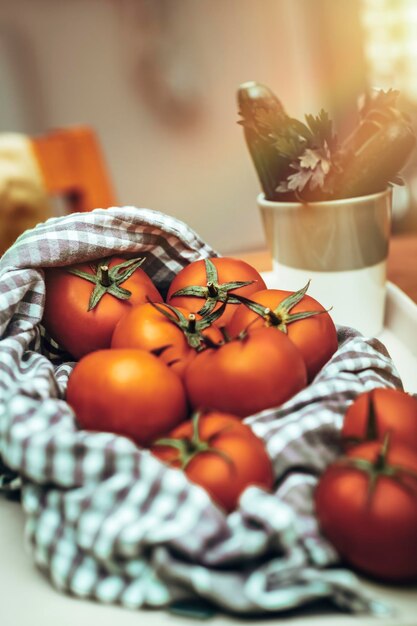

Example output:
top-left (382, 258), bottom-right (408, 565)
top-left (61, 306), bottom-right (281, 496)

top-left (187, 313), bottom-right (197, 333)
top-left (374, 432), bottom-right (390, 471)
top-left (206, 282), bottom-right (218, 298)
top-left (99, 265), bottom-right (111, 287)
top-left (264, 307), bottom-right (282, 326)
top-left (365, 390), bottom-right (379, 441)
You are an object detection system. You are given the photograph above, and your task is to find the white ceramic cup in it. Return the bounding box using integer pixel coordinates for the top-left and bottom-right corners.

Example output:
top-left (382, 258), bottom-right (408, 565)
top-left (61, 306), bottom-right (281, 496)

top-left (257, 188), bottom-right (392, 337)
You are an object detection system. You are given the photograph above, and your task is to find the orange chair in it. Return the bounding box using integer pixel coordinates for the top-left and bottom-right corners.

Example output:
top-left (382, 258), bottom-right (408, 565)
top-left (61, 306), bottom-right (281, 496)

top-left (31, 126), bottom-right (117, 213)
top-left (0, 127), bottom-right (117, 255)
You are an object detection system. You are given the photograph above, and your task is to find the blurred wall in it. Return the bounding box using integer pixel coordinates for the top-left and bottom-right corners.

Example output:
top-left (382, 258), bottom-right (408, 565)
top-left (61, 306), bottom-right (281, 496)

top-left (0, 0), bottom-right (365, 253)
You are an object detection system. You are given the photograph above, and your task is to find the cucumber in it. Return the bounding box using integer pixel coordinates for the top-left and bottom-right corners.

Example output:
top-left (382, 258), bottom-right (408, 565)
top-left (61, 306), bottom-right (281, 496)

top-left (237, 81), bottom-right (291, 200)
top-left (335, 119), bottom-right (416, 199)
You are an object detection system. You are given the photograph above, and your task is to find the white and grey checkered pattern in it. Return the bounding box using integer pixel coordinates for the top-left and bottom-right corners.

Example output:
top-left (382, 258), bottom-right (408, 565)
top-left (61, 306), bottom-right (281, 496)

top-left (0, 207), bottom-right (402, 617)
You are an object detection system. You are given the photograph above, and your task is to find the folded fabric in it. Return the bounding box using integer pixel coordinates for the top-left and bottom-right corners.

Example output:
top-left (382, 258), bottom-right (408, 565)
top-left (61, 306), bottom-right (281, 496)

top-left (0, 207), bottom-right (402, 617)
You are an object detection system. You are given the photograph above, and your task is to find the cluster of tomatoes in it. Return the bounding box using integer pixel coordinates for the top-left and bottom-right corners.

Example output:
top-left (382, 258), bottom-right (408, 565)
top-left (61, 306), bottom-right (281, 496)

top-left (42, 253), bottom-right (417, 583)
top-left (42, 254), bottom-right (337, 512)
top-left (316, 387), bottom-right (417, 583)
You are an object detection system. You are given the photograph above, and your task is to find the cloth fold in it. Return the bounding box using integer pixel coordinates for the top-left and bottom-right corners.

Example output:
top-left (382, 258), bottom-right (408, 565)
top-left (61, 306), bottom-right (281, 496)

top-left (0, 207), bottom-right (402, 617)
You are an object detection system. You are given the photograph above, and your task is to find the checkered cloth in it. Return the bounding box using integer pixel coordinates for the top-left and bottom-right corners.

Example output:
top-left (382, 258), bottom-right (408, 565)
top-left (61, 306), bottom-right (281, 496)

top-left (0, 207), bottom-right (403, 617)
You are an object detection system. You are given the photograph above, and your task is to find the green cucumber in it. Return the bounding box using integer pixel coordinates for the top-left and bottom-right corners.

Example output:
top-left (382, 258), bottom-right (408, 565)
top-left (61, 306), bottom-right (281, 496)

top-left (237, 81), bottom-right (291, 200)
top-left (335, 119), bottom-right (416, 199)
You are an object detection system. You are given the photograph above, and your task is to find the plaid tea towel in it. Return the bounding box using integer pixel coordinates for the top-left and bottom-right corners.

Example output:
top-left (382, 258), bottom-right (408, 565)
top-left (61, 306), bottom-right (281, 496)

top-left (0, 207), bottom-right (403, 618)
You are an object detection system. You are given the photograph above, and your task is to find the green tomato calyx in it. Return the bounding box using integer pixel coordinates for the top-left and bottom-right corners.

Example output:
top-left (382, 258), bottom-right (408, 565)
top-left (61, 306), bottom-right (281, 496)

top-left (154, 411), bottom-right (233, 470)
top-left (148, 300), bottom-right (225, 351)
top-left (336, 434), bottom-right (417, 506)
top-left (66, 256), bottom-right (146, 311)
top-left (170, 258), bottom-right (255, 317)
top-left (234, 280), bottom-right (330, 333)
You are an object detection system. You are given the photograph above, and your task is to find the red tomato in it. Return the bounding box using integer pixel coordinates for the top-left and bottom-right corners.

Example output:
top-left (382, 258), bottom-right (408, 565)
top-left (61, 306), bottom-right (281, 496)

top-left (43, 256), bottom-right (163, 359)
top-left (111, 302), bottom-right (223, 378)
top-left (226, 286), bottom-right (338, 381)
top-left (315, 439), bottom-right (417, 582)
top-left (151, 411), bottom-right (274, 512)
top-left (342, 388), bottom-right (417, 452)
top-left (184, 327), bottom-right (307, 417)
top-left (166, 257), bottom-right (267, 327)
top-left (66, 349), bottom-right (188, 446)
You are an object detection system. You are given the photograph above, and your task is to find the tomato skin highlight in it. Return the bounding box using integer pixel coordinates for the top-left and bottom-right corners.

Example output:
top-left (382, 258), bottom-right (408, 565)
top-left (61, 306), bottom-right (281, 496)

top-left (111, 302), bottom-right (223, 378)
top-left (315, 441), bottom-right (417, 582)
top-left (342, 388), bottom-right (417, 452)
top-left (66, 349), bottom-right (188, 447)
top-left (166, 257), bottom-right (267, 327)
top-left (227, 288), bottom-right (338, 381)
top-left (184, 327), bottom-right (307, 417)
top-left (151, 412), bottom-right (274, 512)
top-left (43, 256), bottom-right (163, 359)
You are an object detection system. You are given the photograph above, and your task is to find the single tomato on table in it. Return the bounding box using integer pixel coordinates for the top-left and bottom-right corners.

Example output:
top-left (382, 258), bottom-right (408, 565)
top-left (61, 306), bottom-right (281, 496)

top-left (342, 387), bottom-right (417, 452)
top-left (66, 348), bottom-right (188, 447)
top-left (111, 301), bottom-right (223, 378)
top-left (227, 282), bottom-right (338, 381)
top-left (184, 326), bottom-right (307, 417)
top-left (151, 411), bottom-right (274, 512)
top-left (166, 257), bottom-right (267, 327)
top-left (43, 255), bottom-right (163, 359)
top-left (315, 437), bottom-right (417, 582)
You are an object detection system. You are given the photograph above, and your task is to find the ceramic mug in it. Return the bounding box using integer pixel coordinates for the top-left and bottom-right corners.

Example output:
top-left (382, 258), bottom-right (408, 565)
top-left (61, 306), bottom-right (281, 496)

top-left (257, 188), bottom-right (392, 336)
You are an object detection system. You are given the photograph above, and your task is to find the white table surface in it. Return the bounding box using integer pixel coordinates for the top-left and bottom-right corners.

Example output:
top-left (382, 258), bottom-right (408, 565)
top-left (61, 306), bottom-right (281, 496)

top-left (1, 495), bottom-right (417, 626)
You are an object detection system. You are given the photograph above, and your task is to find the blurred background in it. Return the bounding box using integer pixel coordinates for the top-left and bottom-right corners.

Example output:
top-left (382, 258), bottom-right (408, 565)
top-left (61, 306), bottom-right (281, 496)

top-left (1, 0), bottom-right (417, 255)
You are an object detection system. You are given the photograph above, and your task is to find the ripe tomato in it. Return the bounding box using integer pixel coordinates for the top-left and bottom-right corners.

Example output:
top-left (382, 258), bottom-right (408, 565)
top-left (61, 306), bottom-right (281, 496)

top-left (111, 302), bottom-right (223, 378)
top-left (166, 257), bottom-right (267, 327)
top-left (43, 256), bottom-right (163, 359)
top-left (66, 349), bottom-right (188, 446)
top-left (315, 438), bottom-right (417, 582)
top-left (151, 411), bottom-right (274, 512)
top-left (184, 327), bottom-right (307, 417)
top-left (342, 388), bottom-right (417, 452)
top-left (226, 283), bottom-right (338, 381)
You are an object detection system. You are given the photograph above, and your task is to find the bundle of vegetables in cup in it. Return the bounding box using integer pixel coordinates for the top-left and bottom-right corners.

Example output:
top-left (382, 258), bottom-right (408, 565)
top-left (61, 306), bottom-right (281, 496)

top-left (237, 82), bottom-right (416, 202)
top-left (42, 252), bottom-right (339, 512)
